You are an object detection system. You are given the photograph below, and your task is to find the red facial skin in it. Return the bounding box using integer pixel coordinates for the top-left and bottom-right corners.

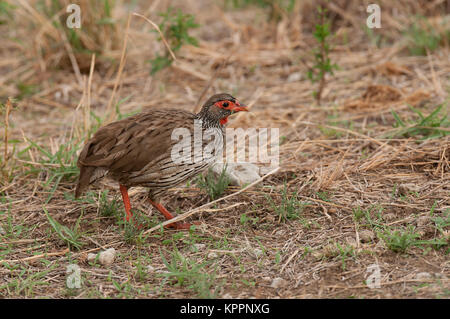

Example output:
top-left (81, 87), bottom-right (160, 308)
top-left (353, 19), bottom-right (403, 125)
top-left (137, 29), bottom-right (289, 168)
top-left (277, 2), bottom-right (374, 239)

top-left (214, 100), bottom-right (249, 126)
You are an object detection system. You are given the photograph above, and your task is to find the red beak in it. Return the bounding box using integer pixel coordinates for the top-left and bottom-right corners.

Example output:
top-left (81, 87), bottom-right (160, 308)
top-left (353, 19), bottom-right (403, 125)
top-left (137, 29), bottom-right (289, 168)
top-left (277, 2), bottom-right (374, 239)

top-left (231, 104), bottom-right (249, 113)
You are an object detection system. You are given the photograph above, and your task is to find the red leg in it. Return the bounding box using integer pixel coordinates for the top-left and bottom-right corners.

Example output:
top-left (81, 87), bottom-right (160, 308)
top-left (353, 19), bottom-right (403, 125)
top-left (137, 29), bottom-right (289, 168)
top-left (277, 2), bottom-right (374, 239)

top-left (148, 199), bottom-right (194, 230)
top-left (119, 184), bottom-right (133, 222)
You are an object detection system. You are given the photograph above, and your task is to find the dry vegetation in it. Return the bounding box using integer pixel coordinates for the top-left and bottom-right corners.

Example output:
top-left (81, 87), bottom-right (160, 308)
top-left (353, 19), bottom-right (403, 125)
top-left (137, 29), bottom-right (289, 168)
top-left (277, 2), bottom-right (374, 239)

top-left (0, 0), bottom-right (449, 299)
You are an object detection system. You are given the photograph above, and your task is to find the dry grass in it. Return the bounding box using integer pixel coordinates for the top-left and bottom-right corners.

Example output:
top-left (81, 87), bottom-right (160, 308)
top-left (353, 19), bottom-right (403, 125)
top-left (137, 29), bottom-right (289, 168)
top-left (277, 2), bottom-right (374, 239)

top-left (0, 0), bottom-right (449, 298)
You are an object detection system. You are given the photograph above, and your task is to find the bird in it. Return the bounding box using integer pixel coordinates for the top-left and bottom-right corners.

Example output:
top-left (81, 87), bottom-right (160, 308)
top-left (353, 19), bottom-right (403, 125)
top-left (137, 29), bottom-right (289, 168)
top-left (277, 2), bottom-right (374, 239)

top-left (75, 93), bottom-right (248, 229)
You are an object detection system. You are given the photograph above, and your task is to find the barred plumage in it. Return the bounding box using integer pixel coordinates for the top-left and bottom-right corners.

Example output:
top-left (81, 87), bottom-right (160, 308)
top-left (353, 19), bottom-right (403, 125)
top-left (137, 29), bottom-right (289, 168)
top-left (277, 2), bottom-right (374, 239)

top-left (75, 93), bottom-right (248, 230)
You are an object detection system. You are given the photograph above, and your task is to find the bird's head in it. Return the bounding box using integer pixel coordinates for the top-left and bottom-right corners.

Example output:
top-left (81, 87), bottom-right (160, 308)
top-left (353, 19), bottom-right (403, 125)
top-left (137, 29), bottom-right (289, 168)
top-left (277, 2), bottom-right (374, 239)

top-left (198, 93), bottom-right (248, 126)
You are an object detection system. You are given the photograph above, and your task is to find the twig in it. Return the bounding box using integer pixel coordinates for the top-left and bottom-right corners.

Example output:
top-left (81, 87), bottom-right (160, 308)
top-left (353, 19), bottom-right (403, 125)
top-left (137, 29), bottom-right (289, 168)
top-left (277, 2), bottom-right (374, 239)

top-left (143, 166), bottom-right (280, 235)
top-left (132, 12), bottom-right (177, 61)
top-left (106, 13), bottom-right (131, 122)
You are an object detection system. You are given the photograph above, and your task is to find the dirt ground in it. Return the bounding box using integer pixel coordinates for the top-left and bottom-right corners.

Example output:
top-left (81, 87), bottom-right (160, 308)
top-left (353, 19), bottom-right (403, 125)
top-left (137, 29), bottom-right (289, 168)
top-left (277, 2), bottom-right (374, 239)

top-left (0, 0), bottom-right (449, 298)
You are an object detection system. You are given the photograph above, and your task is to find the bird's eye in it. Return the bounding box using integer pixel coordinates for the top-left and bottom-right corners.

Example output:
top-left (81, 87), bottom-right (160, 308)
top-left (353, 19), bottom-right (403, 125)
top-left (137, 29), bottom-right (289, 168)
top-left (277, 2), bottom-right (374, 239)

top-left (223, 102), bottom-right (229, 107)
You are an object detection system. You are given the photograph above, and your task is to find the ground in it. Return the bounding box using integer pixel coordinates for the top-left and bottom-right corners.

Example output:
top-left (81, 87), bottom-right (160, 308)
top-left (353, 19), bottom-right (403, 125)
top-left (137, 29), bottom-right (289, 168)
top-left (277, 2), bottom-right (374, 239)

top-left (0, 0), bottom-right (449, 298)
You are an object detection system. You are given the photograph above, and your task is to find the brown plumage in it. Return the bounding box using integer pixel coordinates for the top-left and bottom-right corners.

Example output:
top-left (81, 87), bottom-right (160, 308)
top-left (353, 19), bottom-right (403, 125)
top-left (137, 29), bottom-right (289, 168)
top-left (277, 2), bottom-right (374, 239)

top-left (75, 93), bottom-right (248, 229)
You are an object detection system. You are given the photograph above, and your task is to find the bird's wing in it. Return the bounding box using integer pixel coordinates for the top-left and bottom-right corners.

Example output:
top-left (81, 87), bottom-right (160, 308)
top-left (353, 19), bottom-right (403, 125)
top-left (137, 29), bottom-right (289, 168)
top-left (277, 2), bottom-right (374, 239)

top-left (77, 109), bottom-right (195, 173)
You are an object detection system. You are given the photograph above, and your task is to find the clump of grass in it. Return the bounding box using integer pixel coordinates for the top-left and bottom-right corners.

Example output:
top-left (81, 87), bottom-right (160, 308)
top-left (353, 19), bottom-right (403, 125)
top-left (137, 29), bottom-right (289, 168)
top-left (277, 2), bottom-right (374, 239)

top-left (378, 226), bottom-right (421, 253)
top-left (305, 6), bottom-right (338, 106)
top-left (0, 98), bottom-right (17, 182)
top-left (44, 207), bottom-right (83, 250)
top-left (0, 0), bottom-right (15, 25)
top-left (159, 248), bottom-right (219, 299)
top-left (197, 166), bottom-right (230, 200)
top-left (225, 0), bottom-right (296, 21)
top-left (266, 183), bottom-right (305, 222)
top-left (406, 17), bottom-right (445, 56)
top-left (99, 190), bottom-right (120, 218)
top-left (387, 103), bottom-right (449, 140)
top-left (149, 8), bottom-right (199, 74)
top-left (22, 138), bottom-right (82, 203)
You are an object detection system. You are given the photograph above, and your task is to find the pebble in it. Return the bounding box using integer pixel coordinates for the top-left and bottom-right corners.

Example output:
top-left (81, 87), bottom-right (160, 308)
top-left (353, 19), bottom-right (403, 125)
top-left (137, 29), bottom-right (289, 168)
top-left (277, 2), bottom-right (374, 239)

top-left (253, 248), bottom-right (263, 258)
top-left (287, 72), bottom-right (302, 82)
top-left (0, 225), bottom-right (5, 235)
top-left (207, 252), bottom-right (218, 259)
top-left (270, 277), bottom-right (287, 289)
top-left (359, 230), bottom-right (375, 243)
top-left (416, 216), bottom-right (429, 227)
top-left (88, 248), bottom-right (116, 266)
top-left (147, 265), bottom-right (155, 272)
top-left (212, 163), bottom-right (260, 187)
top-left (222, 293), bottom-right (233, 299)
top-left (192, 243), bottom-right (206, 251)
top-left (415, 272), bottom-right (432, 280)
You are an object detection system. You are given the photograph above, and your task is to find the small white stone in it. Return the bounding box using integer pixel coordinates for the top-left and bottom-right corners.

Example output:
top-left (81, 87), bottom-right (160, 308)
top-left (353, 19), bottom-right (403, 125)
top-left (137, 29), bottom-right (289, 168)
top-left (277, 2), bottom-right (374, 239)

top-left (359, 230), bottom-right (375, 243)
top-left (87, 253), bottom-right (98, 262)
top-left (270, 277), bottom-right (286, 289)
top-left (98, 248), bottom-right (116, 266)
top-left (192, 243), bottom-right (206, 251)
top-left (147, 265), bottom-right (155, 272)
top-left (212, 163), bottom-right (261, 187)
top-left (415, 272), bottom-right (432, 280)
top-left (222, 293), bottom-right (233, 299)
top-left (287, 72), bottom-right (302, 82)
top-left (416, 216), bottom-right (429, 227)
top-left (207, 252), bottom-right (218, 259)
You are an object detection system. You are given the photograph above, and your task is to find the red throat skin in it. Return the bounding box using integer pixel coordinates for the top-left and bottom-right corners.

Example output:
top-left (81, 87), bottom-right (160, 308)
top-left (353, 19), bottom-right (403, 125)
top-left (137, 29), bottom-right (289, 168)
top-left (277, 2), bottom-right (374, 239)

top-left (220, 117), bottom-right (228, 126)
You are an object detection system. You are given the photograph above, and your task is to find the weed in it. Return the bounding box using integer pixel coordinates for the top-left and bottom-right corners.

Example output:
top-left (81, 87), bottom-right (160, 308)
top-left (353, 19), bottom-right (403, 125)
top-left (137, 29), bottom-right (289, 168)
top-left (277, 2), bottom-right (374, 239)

top-left (225, 0), bottom-right (296, 21)
top-left (159, 248), bottom-right (218, 298)
top-left (336, 243), bottom-right (355, 271)
top-left (149, 8), bottom-right (199, 74)
top-left (197, 166), bottom-right (230, 200)
top-left (406, 17), bottom-right (443, 56)
top-left (266, 183), bottom-right (305, 222)
top-left (99, 190), bottom-right (120, 218)
top-left (378, 226), bottom-right (420, 253)
top-left (387, 103), bottom-right (449, 140)
top-left (44, 207), bottom-right (83, 250)
top-left (306, 6), bottom-right (338, 105)
top-left (22, 138), bottom-right (81, 203)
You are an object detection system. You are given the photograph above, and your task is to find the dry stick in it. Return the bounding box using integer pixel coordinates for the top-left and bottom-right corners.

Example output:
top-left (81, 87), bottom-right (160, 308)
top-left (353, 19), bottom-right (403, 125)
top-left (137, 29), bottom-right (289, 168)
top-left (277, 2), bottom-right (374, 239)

top-left (6, 248), bottom-right (70, 263)
top-left (132, 12), bottom-right (177, 61)
top-left (3, 98), bottom-right (12, 167)
top-left (106, 14), bottom-right (131, 123)
top-left (85, 54), bottom-right (96, 136)
top-left (143, 166), bottom-right (280, 235)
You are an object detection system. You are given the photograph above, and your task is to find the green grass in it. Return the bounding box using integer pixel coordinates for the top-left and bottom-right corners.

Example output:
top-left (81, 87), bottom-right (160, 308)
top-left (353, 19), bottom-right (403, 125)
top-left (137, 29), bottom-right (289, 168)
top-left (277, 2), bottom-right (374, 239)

top-left (158, 248), bottom-right (219, 298)
top-left (387, 103), bottom-right (449, 140)
top-left (306, 6), bottom-right (339, 105)
top-left (406, 17), bottom-right (446, 56)
top-left (266, 183), bottom-right (305, 222)
top-left (44, 207), bottom-right (84, 250)
top-left (149, 7), bottom-right (199, 74)
top-left (21, 138), bottom-right (81, 203)
top-left (197, 166), bottom-right (230, 200)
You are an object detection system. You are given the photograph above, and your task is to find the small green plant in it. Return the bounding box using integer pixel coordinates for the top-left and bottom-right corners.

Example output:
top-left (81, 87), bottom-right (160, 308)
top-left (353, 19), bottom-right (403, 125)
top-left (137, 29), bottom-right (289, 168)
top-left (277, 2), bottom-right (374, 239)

top-left (378, 226), bottom-right (420, 253)
top-left (266, 183), bottom-right (305, 222)
top-left (306, 6), bottom-right (338, 105)
top-left (0, 0), bottom-right (15, 24)
top-left (336, 243), bottom-right (355, 271)
top-left (225, 0), bottom-right (296, 21)
top-left (44, 207), bottom-right (83, 250)
top-left (197, 166), bottom-right (230, 200)
top-left (150, 8), bottom-right (199, 74)
top-left (387, 104), bottom-right (449, 140)
top-left (99, 190), bottom-right (120, 218)
top-left (159, 248), bottom-right (218, 298)
top-left (23, 138), bottom-right (82, 203)
top-left (406, 17), bottom-right (443, 56)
